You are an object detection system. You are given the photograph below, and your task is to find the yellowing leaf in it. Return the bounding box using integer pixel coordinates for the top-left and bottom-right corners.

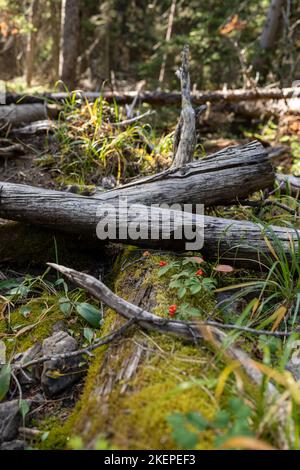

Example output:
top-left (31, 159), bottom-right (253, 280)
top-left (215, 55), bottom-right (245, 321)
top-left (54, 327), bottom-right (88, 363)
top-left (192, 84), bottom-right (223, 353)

top-left (263, 235), bottom-right (279, 261)
top-left (215, 361), bottom-right (241, 400)
top-left (220, 436), bottom-right (275, 450)
top-left (219, 15), bottom-right (247, 36)
top-left (271, 305), bottom-right (287, 332)
top-left (251, 298), bottom-right (260, 315)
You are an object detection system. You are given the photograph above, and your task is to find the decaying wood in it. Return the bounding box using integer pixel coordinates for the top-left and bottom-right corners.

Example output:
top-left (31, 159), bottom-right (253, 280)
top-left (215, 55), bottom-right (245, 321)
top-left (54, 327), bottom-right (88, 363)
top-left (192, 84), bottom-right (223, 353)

top-left (172, 45), bottom-right (196, 168)
top-left (0, 178), bottom-right (297, 266)
top-left (4, 87), bottom-right (300, 106)
top-left (0, 139), bottom-right (24, 158)
top-left (101, 141), bottom-right (273, 206)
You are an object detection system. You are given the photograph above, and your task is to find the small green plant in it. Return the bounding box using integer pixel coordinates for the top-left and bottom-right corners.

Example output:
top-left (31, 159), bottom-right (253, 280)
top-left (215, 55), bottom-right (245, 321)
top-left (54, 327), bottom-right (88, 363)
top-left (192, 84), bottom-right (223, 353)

top-left (158, 256), bottom-right (217, 319)
top-left (168, 397), bottom-right (253, 449)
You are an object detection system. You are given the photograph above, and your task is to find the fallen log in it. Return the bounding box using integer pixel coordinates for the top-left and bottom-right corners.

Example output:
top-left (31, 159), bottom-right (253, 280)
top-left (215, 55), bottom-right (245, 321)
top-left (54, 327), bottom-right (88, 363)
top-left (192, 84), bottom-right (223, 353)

top-left (0, 104), bottom-right (59, 125)
top-left (4, 87), bottom-right (300, 106)
top-left (46, 262), bottom-right (286, 450)
top-left (94, 141), bottom-right (273, 206)
top-left (0, 179), bottom-right (297, 265)
top-left (276, 173), bottom-right (300, 197)
top-left (0, 103), bottom-right (48, 125)
top-left (0, 141), bottom-right (273, 207)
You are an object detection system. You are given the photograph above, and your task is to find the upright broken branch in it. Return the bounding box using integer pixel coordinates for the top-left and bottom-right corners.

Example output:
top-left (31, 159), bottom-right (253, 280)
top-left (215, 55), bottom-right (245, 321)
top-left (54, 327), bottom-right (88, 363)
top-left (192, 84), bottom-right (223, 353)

top-left (172, 45), bottom-right (196, 168)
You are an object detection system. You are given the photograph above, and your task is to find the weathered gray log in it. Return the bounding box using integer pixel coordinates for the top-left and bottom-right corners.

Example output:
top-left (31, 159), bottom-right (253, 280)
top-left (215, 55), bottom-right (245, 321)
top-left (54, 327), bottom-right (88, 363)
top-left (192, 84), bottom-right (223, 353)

top-left (11, 120), bottom-right (55, 136)
top-left (4, 87), bottom-right (300, 106)
top-left (276, 173), bottom-right (300, 197)
top-left (95, 141), bottom-right (273, 207)
top-left (0, 104), bottom-right (48, 125)
top-left (0, 179), bottom-right (297, 265)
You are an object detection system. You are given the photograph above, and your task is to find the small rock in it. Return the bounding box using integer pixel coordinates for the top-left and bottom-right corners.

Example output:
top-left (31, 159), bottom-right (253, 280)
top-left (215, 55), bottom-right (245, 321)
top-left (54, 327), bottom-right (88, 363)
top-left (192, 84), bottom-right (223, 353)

top-left (101, 176), bottom-right (116, 189)
top-left (41, 331), bottom-right (83, 397)
top-left (0, 400), bottom-right (31, 443)
top-left (52, 320), bottom-right (67, 333)
top-left (14, 342), bottom-right (42, 385)
top-left (0, 439), bottom-right (26, 450)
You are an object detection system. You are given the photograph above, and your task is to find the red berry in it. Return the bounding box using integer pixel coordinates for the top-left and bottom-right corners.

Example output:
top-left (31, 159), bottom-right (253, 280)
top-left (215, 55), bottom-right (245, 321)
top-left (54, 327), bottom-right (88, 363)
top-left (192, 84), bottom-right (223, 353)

top-left (168, 304), bottom-right (177, 316)
top-left (195, 269), bottom-right (204, 276)
top-left (159, 261), bottom-right (167, 267)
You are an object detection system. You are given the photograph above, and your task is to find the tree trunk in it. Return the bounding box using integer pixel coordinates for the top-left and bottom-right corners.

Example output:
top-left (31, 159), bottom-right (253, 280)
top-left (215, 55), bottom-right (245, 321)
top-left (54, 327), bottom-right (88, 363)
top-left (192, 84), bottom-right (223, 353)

top-left (59, 0), bottom-right (80, 90)
top-left (26, 0), bottom-right (40, 87)
top-left (260, 0), bottom-right (285, 50)
top-left (50, 0), bottom-right (61, 82)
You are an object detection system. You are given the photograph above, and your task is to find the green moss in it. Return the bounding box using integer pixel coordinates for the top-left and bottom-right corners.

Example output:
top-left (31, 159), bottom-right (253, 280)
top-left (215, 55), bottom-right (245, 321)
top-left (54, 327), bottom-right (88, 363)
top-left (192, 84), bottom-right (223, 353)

top-left (0, 290), bottom-right (92, 357)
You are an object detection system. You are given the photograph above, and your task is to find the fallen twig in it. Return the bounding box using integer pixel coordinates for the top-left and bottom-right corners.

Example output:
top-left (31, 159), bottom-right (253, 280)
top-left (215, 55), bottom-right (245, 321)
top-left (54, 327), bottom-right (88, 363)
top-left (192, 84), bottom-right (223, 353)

top-left (12, 318), bottom-right (136, 371)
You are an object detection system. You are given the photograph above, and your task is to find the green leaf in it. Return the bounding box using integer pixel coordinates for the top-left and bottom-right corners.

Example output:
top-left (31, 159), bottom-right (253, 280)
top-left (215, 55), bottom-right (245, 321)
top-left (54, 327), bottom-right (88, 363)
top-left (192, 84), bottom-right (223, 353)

top-left (0, 279), bottom-right (20, 291)
top-left (41, 431), bottom-right (49, 442)
top-left (167, 413), bottom-right (199, 449)
top-left (169, 280), bottom-right (183, 289)
top-left (59, 296), bottom-right (72, 315)
top-left (76, 303), bottom-right (102, 328)
top-left (19, 306), bottom-right (31, 318)
top-left (214, 410), bottom-right (230, 428)
top-left (178, 287), bottom-right (187, 299)
top-left (83, 327), bottom-right (94, 344)
top-left (186, 412), bottom-right (209, 431)
top-left (19, 399), bottom-right (30, 419)
top-left (184, 307), bottom-right (202, 317)
top-left (8, 285), bottom-right (29, 298)
top-left (158, 265), bottom-right (171, 277)
top-left (172, 427), bottom-right (198, 449)
top-left (190, 284), bottom-right (202, 295)
top-left (0, 364), bottom-right (11, 401)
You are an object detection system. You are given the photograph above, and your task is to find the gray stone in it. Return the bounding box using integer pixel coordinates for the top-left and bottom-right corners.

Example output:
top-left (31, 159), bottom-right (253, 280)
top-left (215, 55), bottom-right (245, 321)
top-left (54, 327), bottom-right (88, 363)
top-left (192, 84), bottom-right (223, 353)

top-left (41, 331), bottom-right (82, 397)
top-left (52, 320), bottom-right (67, 333)
top-left (0, 400), bottom-right (31, 443)
top-left (0, 439), bottom-right (26, 450)
top-left (286, 360), bottom-right (300, 381)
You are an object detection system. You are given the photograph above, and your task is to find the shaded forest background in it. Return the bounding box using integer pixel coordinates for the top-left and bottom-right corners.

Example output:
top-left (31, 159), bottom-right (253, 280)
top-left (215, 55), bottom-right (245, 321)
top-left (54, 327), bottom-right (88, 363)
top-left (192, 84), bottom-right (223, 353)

top-left (1, 0), bottom-right (299, 92)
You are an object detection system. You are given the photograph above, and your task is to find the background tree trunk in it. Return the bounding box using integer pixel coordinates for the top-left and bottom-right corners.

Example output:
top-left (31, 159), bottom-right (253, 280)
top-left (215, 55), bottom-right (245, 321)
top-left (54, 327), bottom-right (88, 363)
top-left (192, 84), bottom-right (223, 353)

top-left (50, 0), bottom-right (61, 83)
top-left (26, 0), bottom-right (40, 87)
top-left (59, 0), bottom-right (80, 90)
top-left (260, 0), bottom-right (285, 50)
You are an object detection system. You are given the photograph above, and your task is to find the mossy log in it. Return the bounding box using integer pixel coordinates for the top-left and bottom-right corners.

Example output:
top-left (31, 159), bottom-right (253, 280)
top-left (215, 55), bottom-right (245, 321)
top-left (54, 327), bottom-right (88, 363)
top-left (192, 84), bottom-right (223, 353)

top-left (42, 251), bottom-right (233, 450)
top-left (43, 251), bottom-right (283, 450)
